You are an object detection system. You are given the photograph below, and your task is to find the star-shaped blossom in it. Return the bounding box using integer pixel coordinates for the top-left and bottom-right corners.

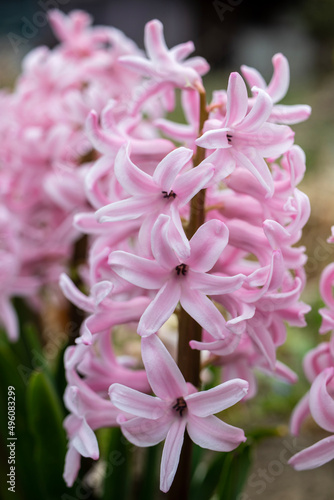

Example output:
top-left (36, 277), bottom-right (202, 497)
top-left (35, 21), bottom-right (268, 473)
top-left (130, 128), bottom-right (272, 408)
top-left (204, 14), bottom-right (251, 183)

top-left (119, 19), bottom-right (209, 113)
top-left (196, 72), bottom-right (294, 195)
top-left (108, 215), bottom-right (245, 338)
top-left (241, 53), bottom-right (311, 124)
top-left (96, 144), bottom-right (214, 257)
top-left (109, 334), bottom-right (248, 492)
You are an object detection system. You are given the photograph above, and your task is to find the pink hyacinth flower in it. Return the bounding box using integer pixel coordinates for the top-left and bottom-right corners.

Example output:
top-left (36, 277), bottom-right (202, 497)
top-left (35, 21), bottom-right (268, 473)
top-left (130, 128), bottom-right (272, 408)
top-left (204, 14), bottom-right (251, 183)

top-left (289, 367), bottom-right (334, 471)
top-left (109, 334), bottom-right (248, 492)
top-left (241, 53), bottom-right (311, 124)
top-left (109, 215), bottom-right (245, 338)
top-left (63, 369), bottom-right (121, 486)
top-left (95, 144), bottom-right (214, 257)
top-left (119, 19), bottom-right (209, 113)
top-left (196, 72), bottom-right (294, 195)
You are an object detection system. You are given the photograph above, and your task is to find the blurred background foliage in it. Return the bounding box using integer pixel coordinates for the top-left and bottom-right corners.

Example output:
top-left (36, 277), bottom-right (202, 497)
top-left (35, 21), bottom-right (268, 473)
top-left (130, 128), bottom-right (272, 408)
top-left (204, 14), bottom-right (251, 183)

top-left (0, 0), bottom-right (334, 498)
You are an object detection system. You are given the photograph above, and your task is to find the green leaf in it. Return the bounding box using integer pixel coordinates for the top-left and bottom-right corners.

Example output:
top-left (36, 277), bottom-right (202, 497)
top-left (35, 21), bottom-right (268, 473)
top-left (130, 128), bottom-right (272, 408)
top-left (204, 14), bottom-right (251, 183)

top-left (215, 443), bottom-right (252, 500)
top-left (138, 443), bottom-right (160, 500)
top-left (27, 371), bottom-right (68, 500)
top-left (190, 443), bottom-right (252, 500)
top-left (190, 450), bottom-right (229, 500)
top-left (102, 427), bottom-right (130, 500)
top-left (0, 343), bottom-right (43, 500)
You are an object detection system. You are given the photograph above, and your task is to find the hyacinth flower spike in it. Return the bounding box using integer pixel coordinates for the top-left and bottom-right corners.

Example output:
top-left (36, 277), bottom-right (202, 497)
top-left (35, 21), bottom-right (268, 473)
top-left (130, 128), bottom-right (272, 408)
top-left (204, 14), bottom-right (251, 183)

top-left (109, 334), bottom-right (248, 492)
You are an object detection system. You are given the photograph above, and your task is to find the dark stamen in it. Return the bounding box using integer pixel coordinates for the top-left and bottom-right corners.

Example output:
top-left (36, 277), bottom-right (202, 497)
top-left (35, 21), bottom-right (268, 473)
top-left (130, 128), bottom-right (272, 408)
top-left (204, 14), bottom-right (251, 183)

top-left (226, 133), bottom-right (232, 144)
top-left (173, 397), bottom-right (187, 417)
top-left (175, 263), bottom-right (188, 276)
top-left (162, 190), bottom-right (176, 199)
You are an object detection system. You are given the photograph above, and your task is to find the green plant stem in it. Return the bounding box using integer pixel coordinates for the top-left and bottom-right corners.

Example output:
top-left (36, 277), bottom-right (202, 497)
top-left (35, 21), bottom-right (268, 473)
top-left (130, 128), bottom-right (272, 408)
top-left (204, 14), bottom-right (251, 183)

top-left (168, 84), bottom-right (208, 500)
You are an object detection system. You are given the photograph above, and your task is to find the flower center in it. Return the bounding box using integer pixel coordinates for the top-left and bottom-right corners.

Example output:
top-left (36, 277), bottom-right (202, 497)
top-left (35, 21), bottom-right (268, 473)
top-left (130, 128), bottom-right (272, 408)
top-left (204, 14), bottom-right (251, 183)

top-left (175, 263), bottom-right (188, 276)
top-left (162, 190), bottom-right (176, 199)
top-left (226, 133), bottom-right (232, 144)
top-left (173, 397), bottom-right (187, 417)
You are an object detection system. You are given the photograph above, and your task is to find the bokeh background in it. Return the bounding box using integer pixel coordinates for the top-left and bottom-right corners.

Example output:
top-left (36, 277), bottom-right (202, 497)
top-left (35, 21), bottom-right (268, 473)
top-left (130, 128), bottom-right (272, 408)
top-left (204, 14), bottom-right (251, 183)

top-left (1, 1), bottom-right (334, 499)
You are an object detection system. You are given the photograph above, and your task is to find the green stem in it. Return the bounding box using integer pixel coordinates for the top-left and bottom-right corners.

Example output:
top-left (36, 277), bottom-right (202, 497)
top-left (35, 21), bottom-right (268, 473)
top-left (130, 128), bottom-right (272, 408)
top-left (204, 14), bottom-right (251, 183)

top-left (168, 84), bottom-right (208, 500)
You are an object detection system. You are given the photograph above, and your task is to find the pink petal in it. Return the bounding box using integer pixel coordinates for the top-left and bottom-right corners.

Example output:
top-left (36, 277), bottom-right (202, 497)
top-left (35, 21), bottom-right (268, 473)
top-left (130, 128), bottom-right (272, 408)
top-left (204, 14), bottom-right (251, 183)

top-left (84, 297), bottom-right (150, 336)
top-left (224, 361), bottom-right (257, 400)
top-left (186, 379), bottom-right (248, 417)
top-left (0, 299), bottom-right (19, 342)
top-left (91, 281), bottom-right (113, 305)
top-left (153, 147), bottom-right (193, 192)
top-left (254, 123), bottom-right (294, 157)
top-left (144, 19), bottom-right (170, 64)
top-left (109, 383), bottom-right (166, 419)
top-left (73, 212), bottom-right (115, 234)
top-left (120, 414), bottom-right (171, 447)
top-left (183, 56), bottom-right (210, 76)
top-left (151, 215), bottom-right (181, 269)
top-left (190, 271), bottom-right (245, 295)
top-left (96, 196), bottom-right (154, 222)
top-left (160, 419), bottom-right (187, 493)
top-left (269, 104), bottom-right (312, 124)
top-left (190, 336), bottom-right (240, 356)
top-left (72, 418), bottom-right (99, 459)
top-left (170, 41), bottom-right (195, 61)
top-left (196, 128), bottom-right (230, 149)
top-left (86, 110), bottom-right (123, 155)
top-left (187, 219), bottom-right (229, 272)
top-left (309, 368), bottom-right (334, 433)
top-left (137, 280), bottom-right (181, 336)
top-left (85, 156), bottom-right (115, 209)
top-left (248, 325), bottom-right (276, 369)
top-left (289, 436), bottom-right (334, 470)
top-left (187, 414), bottom-right (246, 451)
top-left (63, 445), bottom-right (81, 487)
top-left (233, 149), bottom-right (274, 196)
top-left (115, 144), bottom-right (156, 196)
top-left (119, 54), bottom-right (154, 74)
top-left (180, 288), bottom-right (226, 339)
top-left (182, 88), bottom-right (199, 126)
top-left (238, 88), bottom-right (273, 132)
top-left (320, 263), bottom-right (334, 309)
top-left (155, 118), bottom-right (195, 142)
top-left (240, 64), bottom-right (266, 90)
top-left (108, 251), bottom-right (168, 289)
top-left (141, 334), bottom-right (188, 400)
top-left (303, 343), bottom-right (332, 383)
top-left (274, 360), bottom-right (298, 384)
top-left (169, 204), bottom-right (191, 261)
top-left (173, 162), bottom-right (215, 205)
top-left (290, 392), bottom-right (311, 436)
top-left (225, 72), bottom-right (248, 126)
top-left (59, 274), bottom-right (94, 313)
top-left (267, 53), bottom-right (289, 103)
